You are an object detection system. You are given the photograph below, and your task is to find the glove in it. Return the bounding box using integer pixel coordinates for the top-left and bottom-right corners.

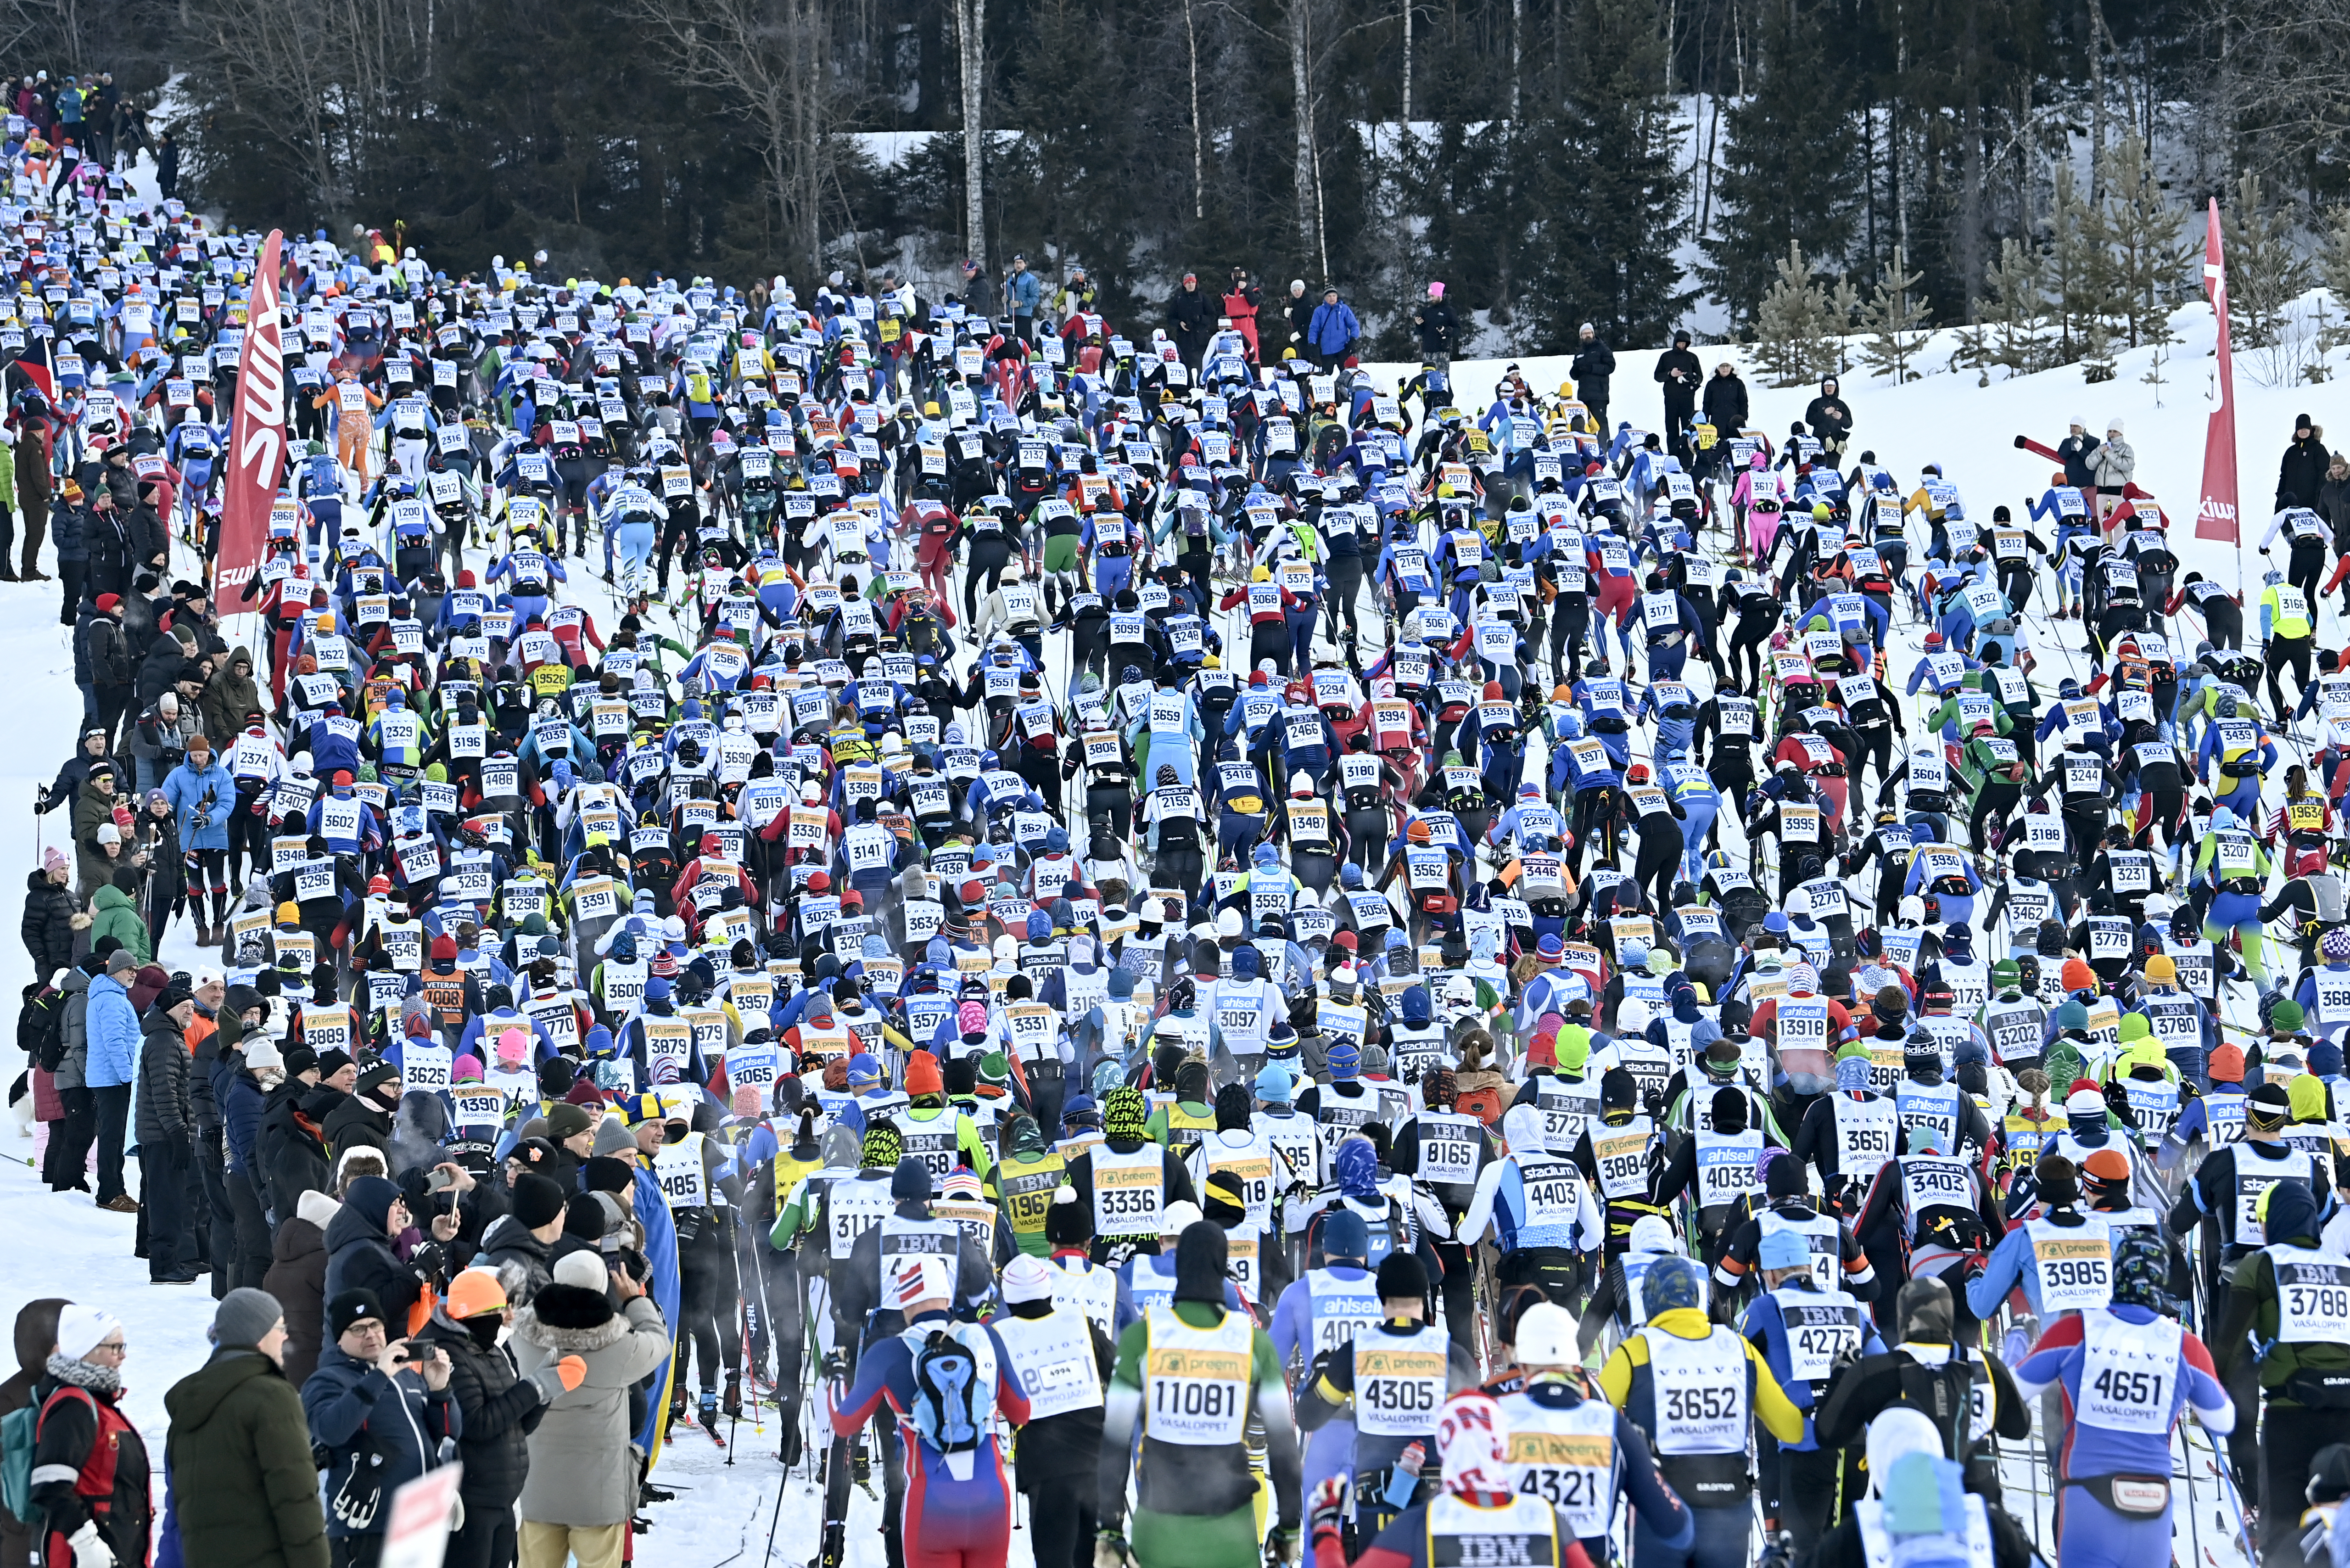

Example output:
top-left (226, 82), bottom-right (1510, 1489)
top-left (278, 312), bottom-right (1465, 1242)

top-left (67, 1521), bottom-right (113, 1568)
top-left (532, 1354), bottom-right (588, 1400)
top-left (1094, 1532), bottom-right (1130, 1568)
top-left (168, 1127), bottom-right (193, 1164)
top-left (1268, 1529), bottom-right (1301, 1566)
top-left (1308, 1475), bottom-right (1350, 1538)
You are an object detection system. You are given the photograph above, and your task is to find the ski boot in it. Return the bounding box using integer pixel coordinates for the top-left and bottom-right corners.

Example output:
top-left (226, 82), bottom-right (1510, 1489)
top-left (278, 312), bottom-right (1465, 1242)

top-left (722, 1372), bottom-right (743, 1419)
top-left (810, 1522), bottom-right (846, 1568)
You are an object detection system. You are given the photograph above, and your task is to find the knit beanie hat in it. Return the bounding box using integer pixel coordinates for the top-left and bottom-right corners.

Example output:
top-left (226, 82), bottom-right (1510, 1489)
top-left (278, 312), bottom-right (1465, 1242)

top-left (1103, 1086), bottom-right (1148, 1142)
top-left (862, 1121), bottom-right (903, 1170)
top-left (212, 1288), bottom-right (284, 1351)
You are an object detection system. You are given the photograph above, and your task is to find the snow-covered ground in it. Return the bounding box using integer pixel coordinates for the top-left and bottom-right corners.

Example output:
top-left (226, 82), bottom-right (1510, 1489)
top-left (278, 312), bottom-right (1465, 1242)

top-left (0, 288), bottom-right (2297, 1564)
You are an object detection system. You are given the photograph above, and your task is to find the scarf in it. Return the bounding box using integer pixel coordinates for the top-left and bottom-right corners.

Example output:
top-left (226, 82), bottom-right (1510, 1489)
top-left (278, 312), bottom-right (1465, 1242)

top-left (45, 1353), bottom-right (121, 1396)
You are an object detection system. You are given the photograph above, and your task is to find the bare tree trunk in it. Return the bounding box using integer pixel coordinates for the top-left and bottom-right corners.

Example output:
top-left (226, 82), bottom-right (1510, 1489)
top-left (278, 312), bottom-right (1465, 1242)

top-left (1507, 0), bottom-right (1519, 119)
top-left (2085, 0), bottom-right (2109, 198)
top-left (957, 0), bottom-right (986, 269)
top-left (1960, 14), bottom-right (1984, 315)
top-left (1186, 0), bottom-right (1204, 218)
top-left (1404, 0), bottom-right (1414, 125)
top-left (1893, 0), bottom-right (1908, 268)
top-left (1291, 0), bottom-right (1315, 264)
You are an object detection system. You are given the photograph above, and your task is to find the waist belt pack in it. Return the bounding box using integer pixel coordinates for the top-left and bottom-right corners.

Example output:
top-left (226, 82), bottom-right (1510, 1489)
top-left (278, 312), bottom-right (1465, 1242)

top-left (2070, 1473), bottom-right (2169, 1516)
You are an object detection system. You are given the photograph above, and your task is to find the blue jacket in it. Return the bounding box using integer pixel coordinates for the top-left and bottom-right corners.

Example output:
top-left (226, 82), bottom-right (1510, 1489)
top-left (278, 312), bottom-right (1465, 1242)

top-left (1006, 271), bottom-right (1042, 313)
top-left (161, 756), bottom-right (233, 851)
top-left (218, 1064), bottom-right (266, 1177)
top-left (1307, 300), bottom-right (1360, 356)
top-left (84, 971), bottom-right (140, 1087)
top-left (301, 1342), bottom-right (460, 1538)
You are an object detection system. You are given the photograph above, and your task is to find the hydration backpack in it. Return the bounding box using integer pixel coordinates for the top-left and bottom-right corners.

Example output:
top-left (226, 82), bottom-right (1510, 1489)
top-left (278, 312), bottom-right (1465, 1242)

top-left (908, 1330), bottom-right (986, 1454)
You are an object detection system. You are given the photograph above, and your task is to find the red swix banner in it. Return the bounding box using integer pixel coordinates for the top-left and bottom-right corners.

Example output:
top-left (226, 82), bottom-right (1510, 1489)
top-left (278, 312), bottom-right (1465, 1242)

top-left (217, 228), bottom-right (287, 601)
top-left (2195, 198), bottom-right (2240, 544)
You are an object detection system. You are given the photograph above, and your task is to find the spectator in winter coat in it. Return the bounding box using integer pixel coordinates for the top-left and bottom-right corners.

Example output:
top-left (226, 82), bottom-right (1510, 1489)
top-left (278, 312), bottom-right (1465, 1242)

top-left (416, 1270), bottom-right (586, 1568)
top-left (475, 1171), bottom-right (569, 1305)
top-left (201, 644), bottom-right (263, 747)
top-left (323, 1062), bottom-right (401, 1158)
top-left (269, 1083), bottom-right (337, 1224)
top-left (83, 951), bottom-right (140, 1210)
top-left (135, 980), bottom-right (199, 1281)
top-left (161, 1289), bottom-right (330, 1568)
top-left (302, 1288), bottom-right (459, 1549)
top-left (263, 1190), bottom-right (338, 1389)
top-left (2088, 419), bottom-right (2136, 495)
top-left (217, 1020), bottom-right (279, 1292)
top-left (1412, 282), bottom-right (1460, 368)
top-left (322, 1175), bottom-right (442, 1337)
top-left (71, 773), bottom-right (129, 901)
top-left (2282, 414), bottom-right (2330, 510)
top-left (1282, 279), bottom-right (1315, 361)
top-left (21, 849), bottom-right (74, 981)
top-left (1700, 360), bottom-right (1750, 438)
top-left (1804, 378), bottom-right (1854, 453)
top-left (1571, 324), bottom-right (1617, 429)
top-left (137, 622), bottom-right (196, 707)
top-left (508, 1249), bottom-right (672, 1563)
top-left (1655, 330), bottom-right (1702, 453)
top-left (28, 1305), bottom-right (150, 1568)
top-left (1166, 273), bottom-right (1219, 371)
top-left (88, 877), bottom-right (148, 964)
top-left (48, 488), bottom-right (80, 627)
top-left (2318, 454), bottom-right (2350, 559)
top-left (0, 1298), bottom-right (66, 1568)
top-left (81, 591), bottom-right (133, 749)
top-left (46, 963), bottom-right (93, 1195)
top-left (2056, 419), bottom-right (2101, 489)
top-left (1306, 287), bottom-right (1360, 369)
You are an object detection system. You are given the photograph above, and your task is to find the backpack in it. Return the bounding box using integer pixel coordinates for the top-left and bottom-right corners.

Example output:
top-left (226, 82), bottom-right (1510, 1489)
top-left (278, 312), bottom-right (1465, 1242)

top-left (3, 1384), bottom-right (94, 1529)
top-left (1454, 1081), bottom-right (1506, 1128)
top-left (907, 1329), bottom-right (985, 1454)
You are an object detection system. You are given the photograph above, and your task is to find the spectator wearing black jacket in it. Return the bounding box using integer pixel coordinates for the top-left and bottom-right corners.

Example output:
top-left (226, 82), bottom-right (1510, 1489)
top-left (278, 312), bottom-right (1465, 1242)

top-left (136, 980), bottom-right (200, 1283)
top-left (2281, 414), bottom-right (2330, 511)
top-left (416, 1271), bottom-right (580, 1568)
top-left (1805, 377), bottom-right (1854, 455)
top-left (37, 726), bottom-right (112, 816)
top-left (2056, 420), bottom-right (2101, 490)
top-left (1412, 282), bottom-right (1460, 371)
top-left (1654, 330), bottom-right (1701, 455)
top-left (80, 592), bottom-right (134, 752)
top-left (50, 482), bottom-right (84, 625)
top-left (1571, 323), bottom-right (1616, 432)
top-left (1701, 361), bottom-right (1750, 436)
top-left (1282, 279), bottom-right (1314, 362)
top-left (1166, 272), bottom-right (1218, 371)
top-left (22, 849), bottom-right (75, 981)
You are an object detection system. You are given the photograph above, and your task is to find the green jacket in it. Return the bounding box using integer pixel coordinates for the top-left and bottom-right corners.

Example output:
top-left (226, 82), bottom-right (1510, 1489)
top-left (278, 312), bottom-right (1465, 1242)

top-left (89, 882), bottom-right (150, 965)
top-left (162, 1347), bottom-right (330, 1568)
top-left (2220, 1236), bottom-right (2350, 1406)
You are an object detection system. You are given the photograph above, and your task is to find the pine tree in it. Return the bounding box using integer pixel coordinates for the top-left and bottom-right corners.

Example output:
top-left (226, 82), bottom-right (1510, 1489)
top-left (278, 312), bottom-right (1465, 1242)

top-left (2046, 163), bottom-right (2108, 364)
top-left (1827, 276), bottom-right (1864, 375)
top-left (1860, 247), bottom-right (1931, 381)
top-left (1753, 241), bottom-right (1837, 386)
top-left (2093, 135), bottom-right (2187, 350)
top-left (2222, 171), bottom-right (2310, 351)
top-left (1970, 238), bottom-right (2052, 376)
top-left (1698, 0), bottom-right (1864, 327)
top-left (1526, 0), bottom-right (1693, 347)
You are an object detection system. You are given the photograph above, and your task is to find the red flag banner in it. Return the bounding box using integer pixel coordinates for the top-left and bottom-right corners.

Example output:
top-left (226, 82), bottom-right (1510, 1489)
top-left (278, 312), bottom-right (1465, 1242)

top-left (217, 228), bottom-right (286, 601)
top-left (2195, 198), bottom-right (2240, 544)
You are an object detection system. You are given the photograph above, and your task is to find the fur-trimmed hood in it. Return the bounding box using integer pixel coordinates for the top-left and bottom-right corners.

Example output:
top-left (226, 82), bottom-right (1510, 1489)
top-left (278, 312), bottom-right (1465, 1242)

top-left (514, 1283), bottom-right (622, 1349)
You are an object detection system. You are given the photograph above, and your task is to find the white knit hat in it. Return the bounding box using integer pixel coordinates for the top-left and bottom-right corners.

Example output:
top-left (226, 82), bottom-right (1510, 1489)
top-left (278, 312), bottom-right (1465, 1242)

top-left (552, 1251), bottom-right (609, 1291)
top-left (55, 1304), bottom-right (118, 1362)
